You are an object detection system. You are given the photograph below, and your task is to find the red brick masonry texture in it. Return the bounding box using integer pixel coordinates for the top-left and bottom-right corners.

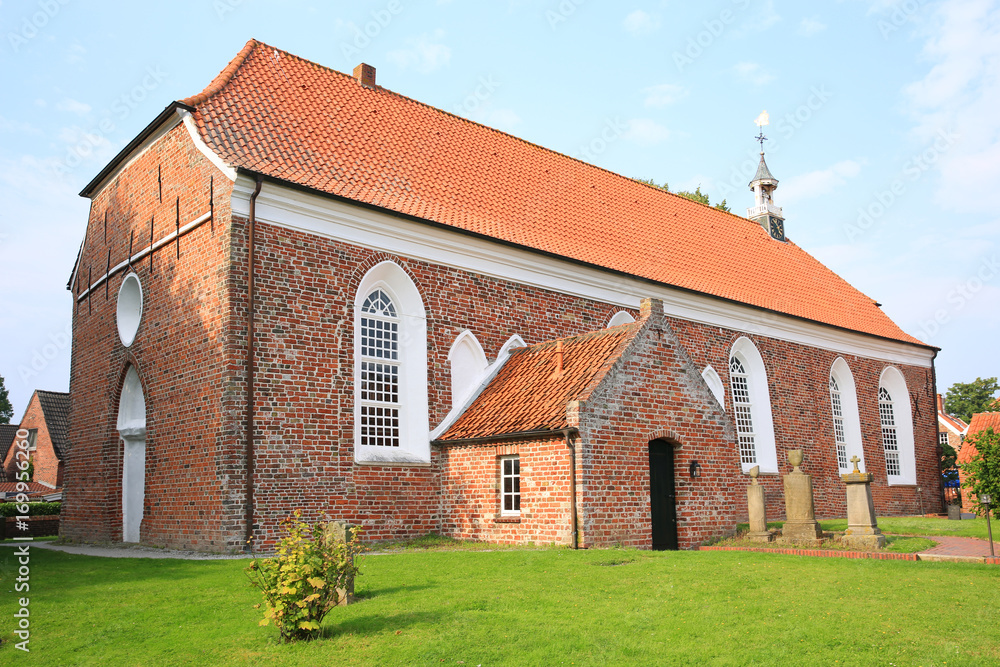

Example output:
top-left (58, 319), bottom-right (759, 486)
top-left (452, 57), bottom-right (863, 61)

top-left (61, 126), bottom-right (940, 552)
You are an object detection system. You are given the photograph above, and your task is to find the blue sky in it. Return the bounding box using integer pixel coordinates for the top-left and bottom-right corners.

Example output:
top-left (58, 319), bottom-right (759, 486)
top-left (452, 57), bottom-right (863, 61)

top-left (1, 0), bottom-right (998, 417)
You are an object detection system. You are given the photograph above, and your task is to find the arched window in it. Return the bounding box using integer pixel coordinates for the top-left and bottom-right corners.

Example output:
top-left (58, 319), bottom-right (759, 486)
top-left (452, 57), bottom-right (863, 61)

top-left (448, 330), bottom-right (488, 408)
top-left (728, 337), bottom-right (778, 473)
top-left (829, 358), bottom-right (865, 473)
top-left (354, 261), bottom-right (429, 463)
top-left (878, 367), bottom-right (916, 484)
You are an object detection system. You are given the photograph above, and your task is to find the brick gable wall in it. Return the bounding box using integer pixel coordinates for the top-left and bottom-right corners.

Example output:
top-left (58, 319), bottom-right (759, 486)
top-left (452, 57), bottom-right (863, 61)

top-left (2, 394), bottom-right (62, 487)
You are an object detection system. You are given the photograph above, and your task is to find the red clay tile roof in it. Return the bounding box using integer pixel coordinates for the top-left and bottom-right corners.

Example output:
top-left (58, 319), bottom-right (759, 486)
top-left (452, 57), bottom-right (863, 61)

top-left (958, 412), bottom-right (1000, 464)
top-left (181, 39), bottom-right (925, 346)
top-left (438, 322), bottom-right (642, 440)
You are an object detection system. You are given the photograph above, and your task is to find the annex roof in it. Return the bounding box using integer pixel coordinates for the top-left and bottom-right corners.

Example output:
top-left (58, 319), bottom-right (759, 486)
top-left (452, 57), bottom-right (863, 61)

top-left (35, 390), bottom-right (70, 460)
top-left (0, 425), bottom-right (18, 466)
top-left (438, 322), bottom-right (642, 441)
top-left (170, 40), bottom-right (925, 346)
top-left (957, 412), bottom-right (1000, 465)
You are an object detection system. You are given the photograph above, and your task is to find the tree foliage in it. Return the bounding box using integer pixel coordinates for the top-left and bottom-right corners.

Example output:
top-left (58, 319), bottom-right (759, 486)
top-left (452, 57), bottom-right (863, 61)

top-left (959, 427), bottom-right (1000, 516)
top-left (245, 511), bottom-right (363, 642)
top-left (0, 373), bottom-right (13, 424)
top-left (944, 377), bottom-right (1000, 423)
top-left (633, 179), bottom-right (731, 212)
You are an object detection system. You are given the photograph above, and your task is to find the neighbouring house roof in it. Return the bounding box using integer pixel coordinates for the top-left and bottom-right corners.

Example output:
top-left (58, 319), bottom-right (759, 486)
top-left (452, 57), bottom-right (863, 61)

top-left (937, 394), bottom-right (968, 435)
top-left (957, 412), bottom-right (1000, 465)
top-left (438, 321), bottom-right (642, 441)
top-left (165, 39), bottom-right (925, 348)
top-left (0, 425), bottom-right (17, 466)
top-left (0, 482), bottom-right (60, 499)
top-left (35, 391), bottom-right (70, 460)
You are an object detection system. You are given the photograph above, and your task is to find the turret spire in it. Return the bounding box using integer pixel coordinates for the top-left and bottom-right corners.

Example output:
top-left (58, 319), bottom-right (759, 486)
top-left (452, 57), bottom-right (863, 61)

top-left (747, 110), bottom-right (785, 242)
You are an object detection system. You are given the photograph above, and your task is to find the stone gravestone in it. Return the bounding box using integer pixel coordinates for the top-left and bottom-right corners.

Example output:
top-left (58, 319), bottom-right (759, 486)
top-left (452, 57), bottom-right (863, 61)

top-left (746, 465), bottom-right (774, 542)
top-left (323, 520), bottom-right (358, 606)
top-left (840, 456), bottom-right (885, 548)
top-left (781, 449), bottom-right (824, 545)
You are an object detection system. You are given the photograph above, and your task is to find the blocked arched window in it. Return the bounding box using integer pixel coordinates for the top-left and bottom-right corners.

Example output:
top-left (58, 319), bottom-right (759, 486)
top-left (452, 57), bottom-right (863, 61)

top-left (354, 261), bottom-right (429, 463)
top-left (829, 358), bottom-right (865, 473)
top-left (448, 330), bottom-right (488, 408)
top-left (606, 311), bottom-right (635, 327)
top-left (878, 367), bottom-right (916, 484)
top-left (117, 366), bottom-right (146, 543)
top-left (728, 337), bottom-right (777, 473)
top-left (701, 365), bottom-right (725, 410)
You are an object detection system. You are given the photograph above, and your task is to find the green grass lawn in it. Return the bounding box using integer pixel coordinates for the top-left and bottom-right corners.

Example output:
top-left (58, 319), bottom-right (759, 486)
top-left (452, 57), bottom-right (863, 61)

top-left (819, 516), bottom-right (998, 541)
top-left (1, 546), bottom-right (998, 666)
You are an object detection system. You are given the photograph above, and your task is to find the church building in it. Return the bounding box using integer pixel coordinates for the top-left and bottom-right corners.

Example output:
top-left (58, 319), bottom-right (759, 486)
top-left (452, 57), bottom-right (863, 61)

top-left (61, 40), bottom-right (941, 551)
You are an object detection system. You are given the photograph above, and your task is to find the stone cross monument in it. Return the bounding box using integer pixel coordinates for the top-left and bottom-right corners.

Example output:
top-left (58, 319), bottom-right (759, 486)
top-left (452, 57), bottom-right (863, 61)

top-left (840, 456), bottom-right (885, 548)
top-left (780, 449), bottom-right (824, 545)
top-left (746, 465), bottom-right (774, 541)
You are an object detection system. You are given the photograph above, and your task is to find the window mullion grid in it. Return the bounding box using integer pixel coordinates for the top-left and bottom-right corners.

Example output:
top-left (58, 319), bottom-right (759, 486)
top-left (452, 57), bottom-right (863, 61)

top-left (830, 377), bottom-right (847, 471)
top-left (730, 358), bottom-right (757, 466)
top-left (879, 388), bottom-right (900, 478)
top-left (360, 307), bottom-right (400, 448)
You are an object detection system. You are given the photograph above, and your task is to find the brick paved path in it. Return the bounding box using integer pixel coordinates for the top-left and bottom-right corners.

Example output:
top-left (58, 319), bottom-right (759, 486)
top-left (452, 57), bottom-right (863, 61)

top-left (918, 535), bottom-right (999, 558)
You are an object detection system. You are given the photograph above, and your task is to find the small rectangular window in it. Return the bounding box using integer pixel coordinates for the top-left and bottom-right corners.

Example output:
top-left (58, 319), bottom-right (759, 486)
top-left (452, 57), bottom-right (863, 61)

top-left (500, 456), bottom-right (520, 516)
top-left (938, 431), bottom-right (950, 447)
top-left (27, 429), bottom-right (37, 451)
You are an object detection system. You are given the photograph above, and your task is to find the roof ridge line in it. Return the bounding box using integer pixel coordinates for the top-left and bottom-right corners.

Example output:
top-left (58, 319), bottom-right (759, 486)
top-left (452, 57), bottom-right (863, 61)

top-left (180, 38), bottom-right (260, 107)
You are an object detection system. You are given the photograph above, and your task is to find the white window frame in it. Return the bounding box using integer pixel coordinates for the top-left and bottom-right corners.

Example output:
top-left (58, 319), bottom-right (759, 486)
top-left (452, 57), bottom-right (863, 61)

top-left (829, 358), bottom-right (865, 474)
top-left (354, 261), bottom-right (429, 464)
top-left (878, 366), bottom-right (916, 484)
top-left (728, 337), bottom-right (778, 473)
top-left (500, 455), bottom-right (521, 516)
top-left (938, 431), bottom-right (950, 447)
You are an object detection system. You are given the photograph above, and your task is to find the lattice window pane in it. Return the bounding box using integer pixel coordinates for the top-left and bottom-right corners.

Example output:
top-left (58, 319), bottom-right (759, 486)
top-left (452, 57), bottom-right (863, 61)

top-left (879, 387), bottom-right (900, 477)
top-left (359, 405), bottom-right (400, 447)
top-left (939, 432), bottom-right (950, 447)
top-left (361, 289), bottom-right (397, 317)
top-left (830, 376), bottom-right (848, 470)
top-left (501, 457), bottom-right (520, 514)
top-left (360, 289), bottom-right (401, 448)
top-left (729, 356), bottom-right (756, 465)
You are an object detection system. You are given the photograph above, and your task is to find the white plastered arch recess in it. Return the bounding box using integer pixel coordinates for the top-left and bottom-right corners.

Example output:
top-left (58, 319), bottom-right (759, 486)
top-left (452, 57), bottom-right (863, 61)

top-left (879, 366), bottom-right (917, 485)
top-left (448, 330), bottom-right (488, 408)
top-left (729, 337), bottom-right (778, 473)
top-left (701, 365), bottom-right (725, 409)
top-left (117, 366), bottom-right (146, 542)
top-left (830, 357), bottom-right (866, 473)
top-left (606, 311), bottom-right (635, 327)
top-left (354, 261), bottom-right (429, 464)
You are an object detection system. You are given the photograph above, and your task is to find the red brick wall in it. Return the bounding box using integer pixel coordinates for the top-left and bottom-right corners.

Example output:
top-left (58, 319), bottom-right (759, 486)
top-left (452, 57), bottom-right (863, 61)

top-left (439, 440), bottom-right (574, 545)
top-left (62, 123), bottom-right (237, 550)
top-left (2, 395), bottom-right (62, 488)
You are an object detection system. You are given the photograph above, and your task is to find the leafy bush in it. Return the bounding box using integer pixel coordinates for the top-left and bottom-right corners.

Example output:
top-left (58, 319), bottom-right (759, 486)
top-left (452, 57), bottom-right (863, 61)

top-left (959, 426), bottom-right (1000, 515)
top-left (245, 511), bottom-right (363, 643)
top-left (0, 502), bottom-right (61, 517)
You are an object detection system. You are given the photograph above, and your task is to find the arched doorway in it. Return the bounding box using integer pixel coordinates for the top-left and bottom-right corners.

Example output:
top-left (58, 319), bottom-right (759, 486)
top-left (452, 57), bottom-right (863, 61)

top-left (648, 439), bottom-right (678, 550)
top-left (117, 366), bottom-right (146, 543)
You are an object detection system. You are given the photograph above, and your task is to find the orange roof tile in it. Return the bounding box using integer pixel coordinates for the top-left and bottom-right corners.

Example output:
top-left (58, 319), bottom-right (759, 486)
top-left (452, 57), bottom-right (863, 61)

top-left (182, 39), bottom-right (926, 346)
top-left (957, 412), bottom-right (1000, 464)
top-left (439, 322), bottom-right (642, 440)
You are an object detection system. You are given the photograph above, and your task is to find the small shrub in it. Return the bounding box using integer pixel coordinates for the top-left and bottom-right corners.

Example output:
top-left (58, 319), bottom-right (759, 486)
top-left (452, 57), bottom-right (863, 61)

top-left (245, 511), bottom-right (363, 643)
top-left (0, 502), bottom-right (61, 517)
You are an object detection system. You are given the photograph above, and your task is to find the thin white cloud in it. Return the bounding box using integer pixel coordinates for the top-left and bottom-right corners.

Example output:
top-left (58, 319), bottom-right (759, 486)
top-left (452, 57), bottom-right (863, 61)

top-left (56, 98), bottom-right (92, 115)
top-left (624, 118), bottom-right (671, 144)
top-left (780, 160), bottom-right (862, 204)
top-left (0, 116), bottom-right (41, 135)
top-left (797, 17), bottom-right (826, 36)
top-left (734, 62), bottom-right (775, 86)
top-left (623, 9), bottom-right (660, 35)
top-left (642, 83), bottom-right (688, 108)
top-left (386, 30), bottom-right (452, 74)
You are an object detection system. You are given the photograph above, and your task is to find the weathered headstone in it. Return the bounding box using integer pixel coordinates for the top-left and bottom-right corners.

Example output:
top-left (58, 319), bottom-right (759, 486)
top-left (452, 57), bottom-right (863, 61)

top-left (840, 456), bottom-right (885, 548)
top-left (780, 449), bottom-right (824, 545)
top-left (746, 465), bottom-right (774, 542)
top-left (323, 520), bottom-right (358, 606)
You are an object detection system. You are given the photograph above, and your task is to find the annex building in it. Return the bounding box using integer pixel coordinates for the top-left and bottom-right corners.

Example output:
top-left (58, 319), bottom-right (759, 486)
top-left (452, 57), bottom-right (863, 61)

top-left (62, 40), bottom-right (941, 551)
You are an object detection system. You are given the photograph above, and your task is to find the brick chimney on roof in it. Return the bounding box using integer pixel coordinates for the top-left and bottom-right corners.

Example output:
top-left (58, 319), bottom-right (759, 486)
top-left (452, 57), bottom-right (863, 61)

top-left (353, 63), bottom-right (376, 88)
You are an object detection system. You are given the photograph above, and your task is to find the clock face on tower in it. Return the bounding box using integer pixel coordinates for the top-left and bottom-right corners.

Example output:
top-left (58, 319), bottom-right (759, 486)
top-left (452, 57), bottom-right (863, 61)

top-left (769, 217), bottom-right (785, 241)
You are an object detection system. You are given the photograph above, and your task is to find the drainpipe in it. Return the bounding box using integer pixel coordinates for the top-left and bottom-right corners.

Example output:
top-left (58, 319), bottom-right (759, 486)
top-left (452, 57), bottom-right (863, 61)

top-left (244, 175), bottom-right (263, 550)
top-left (565, 429), bottom-right (579, 549)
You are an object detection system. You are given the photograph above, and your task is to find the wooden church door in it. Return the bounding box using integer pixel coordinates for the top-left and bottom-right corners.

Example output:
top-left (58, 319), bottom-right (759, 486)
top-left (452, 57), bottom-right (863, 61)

top-left (648, 440), bottom-right (679, 550)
